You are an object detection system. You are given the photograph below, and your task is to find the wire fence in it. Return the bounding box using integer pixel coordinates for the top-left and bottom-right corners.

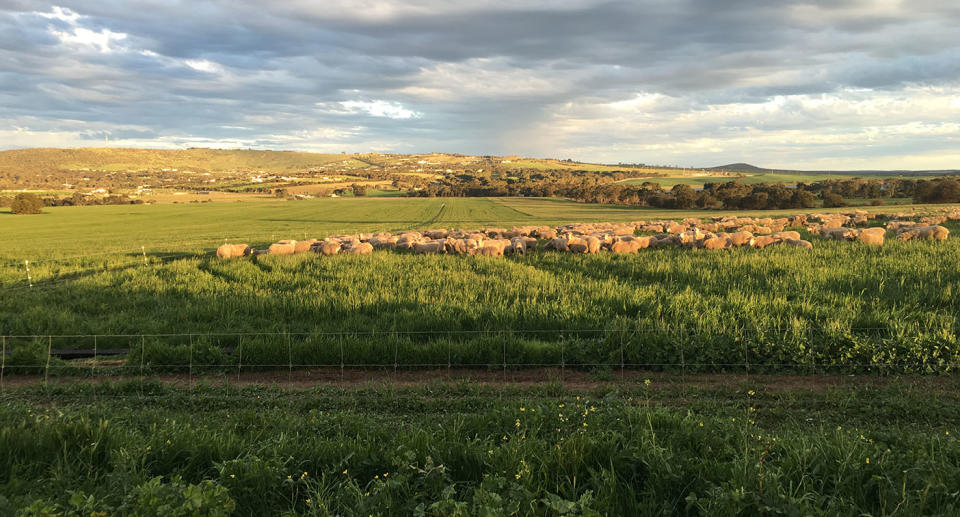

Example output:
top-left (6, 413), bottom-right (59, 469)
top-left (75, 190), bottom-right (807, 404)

top-left (2, 328), bottom-right (958, 395)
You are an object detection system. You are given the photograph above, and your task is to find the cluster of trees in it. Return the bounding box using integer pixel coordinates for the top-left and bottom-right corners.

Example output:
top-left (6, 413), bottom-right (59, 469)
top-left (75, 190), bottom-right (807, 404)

top-left (404, 174), bottom-right (960, 210)
top-left (912, 177), bottom-right (960, 203)
top-left (41, 193), bottom-right (144, 207)
top-left (1, 192), bottom-right (146, 213)
top-left (7, 193), bottom-right (44, 214)
top-left (546, 182), bottom-right (821, 210)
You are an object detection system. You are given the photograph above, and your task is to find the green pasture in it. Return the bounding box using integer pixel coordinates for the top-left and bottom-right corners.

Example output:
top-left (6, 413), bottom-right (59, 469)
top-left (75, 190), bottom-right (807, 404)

top-left (0, 197), bottom-right (958, 373)
top-left (1, 380), bottom-right (959, 515)
top-left (2, 197), bottom-right (951, 259)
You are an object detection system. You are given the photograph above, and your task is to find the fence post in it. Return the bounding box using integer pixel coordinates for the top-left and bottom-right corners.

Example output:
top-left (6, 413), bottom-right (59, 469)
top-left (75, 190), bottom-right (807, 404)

top-left (92, 335), bottom-right (97, 378)
top-left (24, 260), bottom-right (33, 288)
top-left (139, 336), bottom-right (146, 396)
top-left (811, 328), bottom-right (817, 377)
top-left (141, 245), bottom-right (147, 265)
top-left (188, 334), bottom-right (194, 388)
top-left (339, 333), bottom-right (344, 384)
top-left (1, 336), bottom-right (6, 394)
top-left (560, 339), bottom-right (565, 384)
top-left (394, 333), bottom-right (399, 379)
top-left (744, 332), bottom-right (749, 376)
top-left (620, 328), bottom-right (625, 381)
top-left (236, 336), bottom-right (243, 383)
top-left (44, 336), bottom-right (52, 386)
top-left (502, 330), bottom-right (507, 383)
top-left (287, 332), bottom-right (292, 383)
top-left (679, 326), bottom-right (686, 383)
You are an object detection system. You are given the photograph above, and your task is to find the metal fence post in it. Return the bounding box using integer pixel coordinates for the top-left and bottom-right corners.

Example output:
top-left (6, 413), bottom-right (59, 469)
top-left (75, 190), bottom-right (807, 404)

top-left (24, 260), bottom-right (33, 288)
top-left (1, 336), bottom-right (6, 393)
top-left (236, 336), bottom-right (243, 383)
top-left (139, 336), bottom-right (146, 396)
top-left (339, 333), bottom-right (344, 384)
top-left (92, 335), bottom-right (97, 378)
top-left (679, 327), bottom-right (686, 383)
top-left (744, 332), bottom-right (750, 376)
top-left (44, 336), bottom-right (52, 386)
top-left (188, 334), bottom-right (194, 388)
top-left (560, 339), bottom-right (565, 384)
top-left (502, 330), bottom-right (507, 383)
top-left (620, 328), bottom-right (625, 381)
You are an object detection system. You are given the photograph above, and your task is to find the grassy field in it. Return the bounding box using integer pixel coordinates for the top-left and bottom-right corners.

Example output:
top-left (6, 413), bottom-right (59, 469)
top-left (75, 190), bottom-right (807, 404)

top-left (1, 198), bottom-right (958, 374)
top-left (3, 197), bottom-right (951, 258)
top-left (1, 378), bottom-right (958, 515)
top-left (2, 196), bottom-right (959, 515)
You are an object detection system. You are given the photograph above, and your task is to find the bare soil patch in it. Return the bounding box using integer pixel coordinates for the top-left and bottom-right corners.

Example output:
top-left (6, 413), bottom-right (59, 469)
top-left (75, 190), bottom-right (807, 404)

top-left (4, 367), bottom-right (957, 394)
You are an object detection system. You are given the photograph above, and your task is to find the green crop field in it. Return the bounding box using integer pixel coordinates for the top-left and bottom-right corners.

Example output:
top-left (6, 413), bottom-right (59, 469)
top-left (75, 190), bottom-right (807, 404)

top-left (2, 196), bottom-right (960, 515)
top-left (2, 197), bottom-right (951, 258)
top-left (1, 378), bottom-right (959, 515)
top-left (1, 198), bottom-right (959, 375)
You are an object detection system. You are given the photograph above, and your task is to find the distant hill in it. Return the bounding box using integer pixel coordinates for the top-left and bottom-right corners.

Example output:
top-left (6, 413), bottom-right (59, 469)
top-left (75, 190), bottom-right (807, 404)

top-left (0, 147), bottom-right (350, 175)
top-left (1, 147), bottom-right (956, 193)
top-left (707, 163), bottom-right (769, 172)
top-left (708, 162), bottom-right (960, 176)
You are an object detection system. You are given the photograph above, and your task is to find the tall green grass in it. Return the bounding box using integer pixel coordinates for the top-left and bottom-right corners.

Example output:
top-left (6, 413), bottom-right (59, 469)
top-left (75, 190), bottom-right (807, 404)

top-left (1, 381), bottom-right (958, 515)
top-left (2, 199), bottom-right (958, 374)
top-left (1, 226), bottom-right (958, 373)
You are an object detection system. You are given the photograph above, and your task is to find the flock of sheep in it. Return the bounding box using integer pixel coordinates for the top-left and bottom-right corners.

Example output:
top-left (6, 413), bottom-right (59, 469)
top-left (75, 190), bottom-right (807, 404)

top-left (216, 208), bottom-right (957, 259)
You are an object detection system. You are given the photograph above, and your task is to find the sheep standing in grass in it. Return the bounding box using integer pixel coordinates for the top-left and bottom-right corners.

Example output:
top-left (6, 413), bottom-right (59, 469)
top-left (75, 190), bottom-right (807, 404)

top-left (856, 227), bottom-right (886, 246)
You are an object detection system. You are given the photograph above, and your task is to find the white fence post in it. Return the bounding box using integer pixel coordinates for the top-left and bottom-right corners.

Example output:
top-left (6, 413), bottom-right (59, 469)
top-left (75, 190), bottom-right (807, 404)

top-left (24, 260), bottom-right (33, 288)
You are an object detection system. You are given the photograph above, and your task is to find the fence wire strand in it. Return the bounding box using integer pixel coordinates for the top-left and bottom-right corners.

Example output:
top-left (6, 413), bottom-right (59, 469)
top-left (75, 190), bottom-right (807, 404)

top-left (0, 327), bottom-right (957, 393)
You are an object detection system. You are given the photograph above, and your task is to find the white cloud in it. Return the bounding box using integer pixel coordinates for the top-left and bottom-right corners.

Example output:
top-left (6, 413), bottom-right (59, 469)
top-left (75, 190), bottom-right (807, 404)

top-left (35, 6), bottom-right (129, 53)
top-left (337, 100), bottom-right (422, 119)
top-left (531, 86), bottom-right (960, 168)
top-left (185, 59), bottom-right (223, 74)
top-left (35, 6), bottom-right (80, 24)
top-left (49, 26), bottom-right (128, 53)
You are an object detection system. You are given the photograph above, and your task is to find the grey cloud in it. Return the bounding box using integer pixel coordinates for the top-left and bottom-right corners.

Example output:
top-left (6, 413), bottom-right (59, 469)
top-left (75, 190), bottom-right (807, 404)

top-left (0, 1), bottom-right (958, 166)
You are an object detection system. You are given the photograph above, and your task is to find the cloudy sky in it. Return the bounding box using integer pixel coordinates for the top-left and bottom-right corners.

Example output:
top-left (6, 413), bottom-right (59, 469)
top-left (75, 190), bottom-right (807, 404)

top-left (1, 1), bottom-right (959, 169)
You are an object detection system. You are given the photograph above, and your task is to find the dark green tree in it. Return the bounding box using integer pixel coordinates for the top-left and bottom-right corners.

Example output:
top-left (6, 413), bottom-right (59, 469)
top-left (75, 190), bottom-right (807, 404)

top-left (821, 192), bottom-right (847, 208)
top-left (10, 193), bottom-right (43, 214)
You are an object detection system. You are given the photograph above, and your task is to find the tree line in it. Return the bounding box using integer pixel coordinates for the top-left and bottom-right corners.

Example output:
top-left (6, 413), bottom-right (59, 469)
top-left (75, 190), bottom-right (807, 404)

top-left (404, 176), bottom-right (960, 209)
top-left (4, 176), bottom-right (959, 214)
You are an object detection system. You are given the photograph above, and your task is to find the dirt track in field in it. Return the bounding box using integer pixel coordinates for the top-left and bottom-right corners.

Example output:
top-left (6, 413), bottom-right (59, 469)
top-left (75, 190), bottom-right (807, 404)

top-left (3, 367), bottom-right (958, 394)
